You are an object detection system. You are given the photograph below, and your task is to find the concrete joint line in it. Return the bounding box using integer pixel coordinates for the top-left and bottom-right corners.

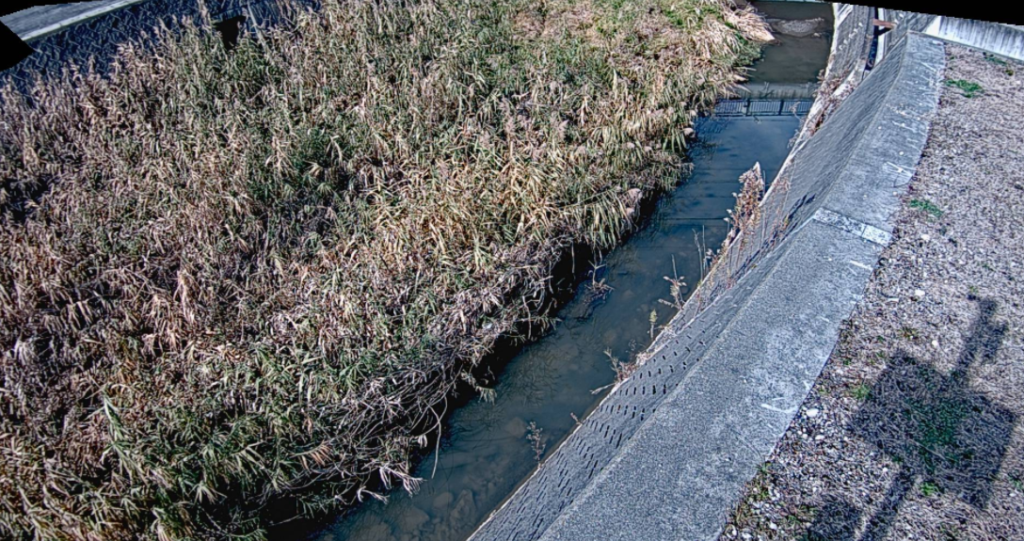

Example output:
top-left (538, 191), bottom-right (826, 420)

top-left (812, 208), bottom-right (892, 246)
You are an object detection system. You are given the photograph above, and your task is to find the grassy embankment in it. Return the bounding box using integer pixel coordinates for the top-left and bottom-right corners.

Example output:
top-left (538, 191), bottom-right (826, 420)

top-left (0, 0), bottom-right (767, 538)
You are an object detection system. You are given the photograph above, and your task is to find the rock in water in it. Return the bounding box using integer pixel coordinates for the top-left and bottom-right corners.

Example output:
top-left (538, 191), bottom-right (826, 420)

top-left (767, 18), bottom-right (825, 38)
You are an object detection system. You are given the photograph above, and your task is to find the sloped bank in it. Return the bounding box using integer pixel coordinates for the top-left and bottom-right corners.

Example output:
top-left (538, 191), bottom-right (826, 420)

top-left (469, 5), bottom-right (946, 541)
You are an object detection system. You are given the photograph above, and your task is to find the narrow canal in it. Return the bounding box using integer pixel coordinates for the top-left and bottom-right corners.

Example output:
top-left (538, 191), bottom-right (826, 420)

top-left (289, 3), bottom-right (833, 540)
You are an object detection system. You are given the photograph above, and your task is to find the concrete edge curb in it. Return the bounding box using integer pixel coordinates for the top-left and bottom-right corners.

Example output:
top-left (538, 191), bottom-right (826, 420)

top-left (3, 1), bottom-right (148, 42)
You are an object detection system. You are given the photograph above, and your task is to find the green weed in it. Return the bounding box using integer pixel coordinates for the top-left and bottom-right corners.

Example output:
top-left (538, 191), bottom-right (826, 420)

top-left (920, 481), bottom-right (940, 496)
top-left (910, 198), bottom-right (945, 218)
top-left (983, 54), bottom-right (1015, 75)
top-left (984, 54), bottom-right (1008, 66)
top-left (945, 79), bottom-right (984, 98)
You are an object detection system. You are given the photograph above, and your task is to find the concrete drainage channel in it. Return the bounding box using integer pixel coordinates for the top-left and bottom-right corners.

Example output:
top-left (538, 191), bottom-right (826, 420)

top-left (469, 6), bottom-right (948, 541)
top-left (0, 2), bottom-right (980, 541)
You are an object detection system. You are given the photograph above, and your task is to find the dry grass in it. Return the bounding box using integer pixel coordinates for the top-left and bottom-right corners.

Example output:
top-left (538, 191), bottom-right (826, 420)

top-left (662, 155), bottom-right (789, 333)
top-left (0, 0), bottom-right (768, 539)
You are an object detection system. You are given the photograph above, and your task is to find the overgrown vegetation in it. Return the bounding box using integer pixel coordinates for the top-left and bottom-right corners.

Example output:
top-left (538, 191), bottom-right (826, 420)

top-left (0, 0), bottom-right (768, 538)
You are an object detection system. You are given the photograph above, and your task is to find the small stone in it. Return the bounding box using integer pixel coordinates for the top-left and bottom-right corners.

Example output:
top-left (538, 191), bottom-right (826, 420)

top-left (806, 408), bottom-right (820, 418)
top-left (432, 491), bottom-right (454, 511)
top-left (815, 434), bottom-right (825, 441)
top-left (396, 507), bottom-right (430, 532)
top-left (931, 339), bottom-right (939, 348)
top-left (503, 417), bottom-right (527, 438)
top-left (913, 289), bottom-right (925, 300)
top-left (362, 524), bottom-right (394, 540)
top-left (921, 234), bottom-right (930, 241)
top-left (769, 522), bottom-right (779, 531)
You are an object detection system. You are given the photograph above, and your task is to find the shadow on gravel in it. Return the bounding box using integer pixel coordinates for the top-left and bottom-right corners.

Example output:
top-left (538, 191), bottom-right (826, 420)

top-left (805, 298), bottom-right (1016, 541)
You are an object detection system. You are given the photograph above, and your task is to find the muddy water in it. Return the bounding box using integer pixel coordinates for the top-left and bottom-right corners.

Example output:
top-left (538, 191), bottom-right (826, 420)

top-left (291, 5), bottom-right (828, 541)
top-left (746, 1), bottom-right (834, 85)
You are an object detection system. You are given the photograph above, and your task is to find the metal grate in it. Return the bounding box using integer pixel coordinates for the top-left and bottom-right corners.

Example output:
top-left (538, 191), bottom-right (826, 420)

top-left (714, 98), bottom-right (814, 117)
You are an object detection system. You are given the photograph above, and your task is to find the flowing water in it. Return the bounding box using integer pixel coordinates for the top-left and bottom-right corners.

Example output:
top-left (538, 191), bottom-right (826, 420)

top-left (283, 3), bottom-right (832, 540)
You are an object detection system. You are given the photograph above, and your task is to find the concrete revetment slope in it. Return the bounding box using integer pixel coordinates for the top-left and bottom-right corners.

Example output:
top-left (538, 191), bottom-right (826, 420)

top-left (470, 18), bottom-right (946, 541)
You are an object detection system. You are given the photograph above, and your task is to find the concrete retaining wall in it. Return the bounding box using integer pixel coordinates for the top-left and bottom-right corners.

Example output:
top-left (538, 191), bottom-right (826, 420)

top-left (923, 16), bottom-right (1024, 61)
top-left (826, 3), bottom-right (873, 83)
top-left (878, 8), bottom-right (934, 55)
top-left (878, 9), bottom-right (1024, 62)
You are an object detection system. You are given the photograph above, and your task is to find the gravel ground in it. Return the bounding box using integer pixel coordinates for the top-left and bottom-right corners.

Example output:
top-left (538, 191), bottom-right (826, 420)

top-left (721, 44), bottom-right (1024, 541)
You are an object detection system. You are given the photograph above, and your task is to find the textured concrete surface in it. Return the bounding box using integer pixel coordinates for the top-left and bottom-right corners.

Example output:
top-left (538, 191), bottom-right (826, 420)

top-left (879, 9), bottom-right (935, 61)
top-left (827, 3), bottom-right (873, 82)
top-left (539, 218), bottom-right (883, 541)
top-left (720, 43), bottom-right (1024, 541)
top-left (881, 10), bottom-right (1024, 63)
top-left (796, 37), bottom-right (944, 235)
top-left (0, 0), bottom-right (313, 90)
top-left (470, 27), bottom-right (945, 541)
top-left (925, 17), bottom-right (1024, 61)
top-left (1, 1), bottom-right (145, 41)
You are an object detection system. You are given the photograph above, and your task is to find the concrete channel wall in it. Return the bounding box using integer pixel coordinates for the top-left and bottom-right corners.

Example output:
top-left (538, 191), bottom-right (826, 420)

top-left (826, 3), bottom-right (873, 82)
top-left (879, 8), bottom-right (1024, 62)
top-left (922, 16), bottom-right (1024, 61)
top-left (469, 6), bottom-right (947, 541)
